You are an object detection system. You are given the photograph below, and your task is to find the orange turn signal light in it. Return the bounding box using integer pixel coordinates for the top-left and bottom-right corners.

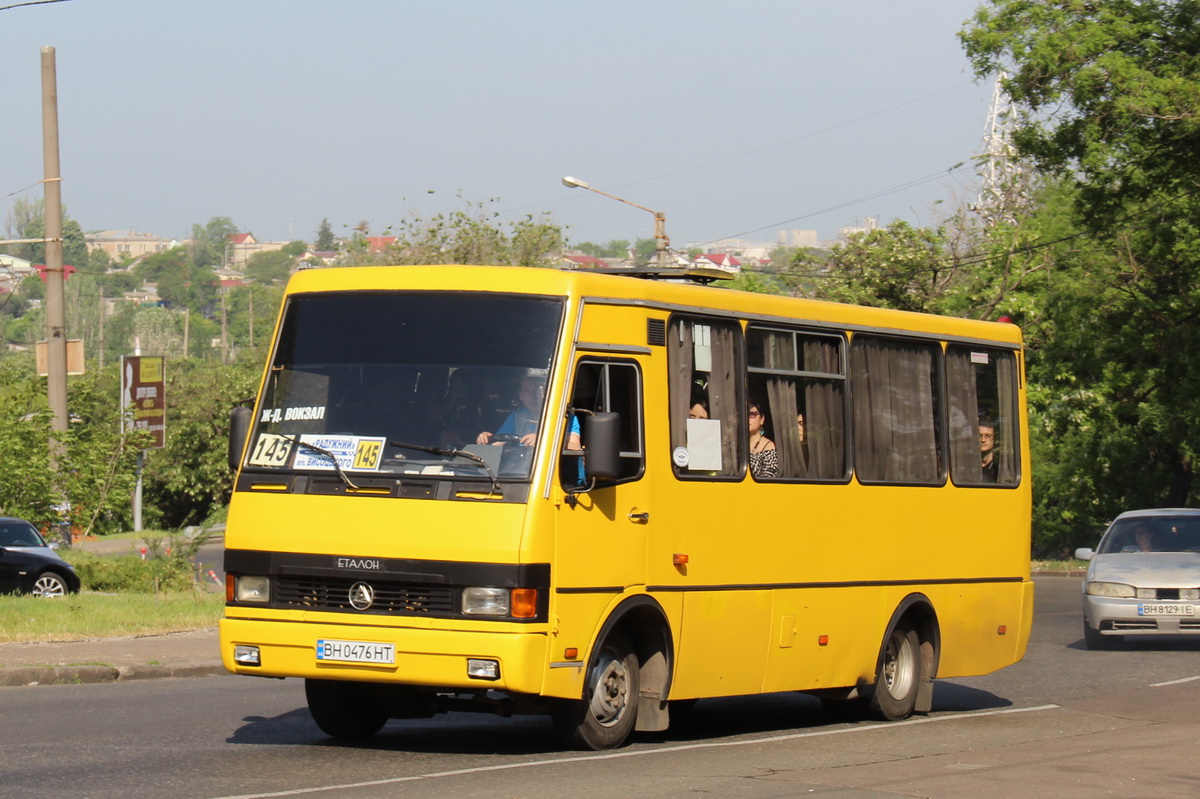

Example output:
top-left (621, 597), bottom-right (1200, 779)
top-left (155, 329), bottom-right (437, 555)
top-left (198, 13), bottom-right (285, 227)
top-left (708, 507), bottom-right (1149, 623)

top-left (511, 588), bottom-right (538, 619)
top-left (673, 553), bottom-right (689, 566)
top-left (997, 625), bottom-right (1007, 635)
top-left (818, 635), bottom-right (829, 646)
top-left (564, 647), bottom-right (579, 660)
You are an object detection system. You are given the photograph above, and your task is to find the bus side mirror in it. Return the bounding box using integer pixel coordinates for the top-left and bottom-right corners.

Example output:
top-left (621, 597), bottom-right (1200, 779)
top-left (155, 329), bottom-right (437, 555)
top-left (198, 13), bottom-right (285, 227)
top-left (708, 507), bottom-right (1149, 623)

top-left (229, 406), bottom-right (252, 473)
top-left (583, 412), bottom-right (620, 480)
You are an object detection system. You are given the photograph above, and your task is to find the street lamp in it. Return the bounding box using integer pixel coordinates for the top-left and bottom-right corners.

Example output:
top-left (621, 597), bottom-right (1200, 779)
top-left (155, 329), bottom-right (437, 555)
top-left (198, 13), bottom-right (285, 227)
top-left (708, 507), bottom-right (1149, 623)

top-left (562, 176), bottom-right (673, 271)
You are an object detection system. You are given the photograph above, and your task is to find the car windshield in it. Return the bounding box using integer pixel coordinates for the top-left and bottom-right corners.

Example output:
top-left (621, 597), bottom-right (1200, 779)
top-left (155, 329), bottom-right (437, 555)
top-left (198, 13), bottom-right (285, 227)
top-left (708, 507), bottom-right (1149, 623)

top-left (0, 520), bottom-right (47, 548)
top-left (1097, 517), bottom-right (1200, 554)
top-left (244, 291), bottom-right (564, 482)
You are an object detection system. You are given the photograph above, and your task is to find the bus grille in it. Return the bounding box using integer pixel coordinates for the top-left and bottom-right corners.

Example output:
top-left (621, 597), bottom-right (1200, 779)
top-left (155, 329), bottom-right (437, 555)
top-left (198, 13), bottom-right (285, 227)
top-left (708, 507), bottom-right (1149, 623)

top-left (274, 577), bottom-right (455, 615)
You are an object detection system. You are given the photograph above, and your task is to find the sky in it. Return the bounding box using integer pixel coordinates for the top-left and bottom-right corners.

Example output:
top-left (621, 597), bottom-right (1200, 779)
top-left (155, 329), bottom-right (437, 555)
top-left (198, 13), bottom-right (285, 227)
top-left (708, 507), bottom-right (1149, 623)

top-left (2, 0), bottom-right (996, 251)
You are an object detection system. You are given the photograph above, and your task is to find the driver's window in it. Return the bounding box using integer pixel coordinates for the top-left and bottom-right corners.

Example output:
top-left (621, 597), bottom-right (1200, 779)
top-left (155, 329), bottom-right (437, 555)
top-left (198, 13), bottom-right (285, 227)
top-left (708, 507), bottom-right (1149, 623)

top-left (562, 360), bottom-right (644, 487)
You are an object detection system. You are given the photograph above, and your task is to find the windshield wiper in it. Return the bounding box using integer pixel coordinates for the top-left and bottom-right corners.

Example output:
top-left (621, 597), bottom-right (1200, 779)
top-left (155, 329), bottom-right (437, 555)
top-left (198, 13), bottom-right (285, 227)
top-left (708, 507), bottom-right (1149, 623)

top-left (281, 436), bottom-right (360, 490)
top-left (390, 441), bottom-right (502, 495)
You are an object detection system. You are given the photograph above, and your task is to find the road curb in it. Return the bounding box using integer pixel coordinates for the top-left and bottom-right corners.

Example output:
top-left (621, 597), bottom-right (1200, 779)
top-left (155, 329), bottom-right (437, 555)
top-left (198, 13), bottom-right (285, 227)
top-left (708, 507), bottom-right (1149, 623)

top-left (0, 662), bottom-right (227, 687)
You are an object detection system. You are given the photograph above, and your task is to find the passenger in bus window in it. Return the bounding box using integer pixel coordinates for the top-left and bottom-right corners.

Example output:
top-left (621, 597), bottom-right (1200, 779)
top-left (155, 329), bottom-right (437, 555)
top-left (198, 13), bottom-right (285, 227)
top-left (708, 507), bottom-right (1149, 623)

top-left (979, 418), bottom-right (997, 483)
top-left (749, 400), bottom-right (779, 478)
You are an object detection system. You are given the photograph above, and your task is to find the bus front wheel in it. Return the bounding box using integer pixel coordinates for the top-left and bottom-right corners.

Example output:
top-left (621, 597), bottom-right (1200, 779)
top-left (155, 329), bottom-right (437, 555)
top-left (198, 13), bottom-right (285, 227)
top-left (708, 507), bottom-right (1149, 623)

top-left (553, 634), bottom-right (639, 750)
top-left (869, 623), bottom-right (921, 721)
top-left (305, 678), bottom-right (389, 739)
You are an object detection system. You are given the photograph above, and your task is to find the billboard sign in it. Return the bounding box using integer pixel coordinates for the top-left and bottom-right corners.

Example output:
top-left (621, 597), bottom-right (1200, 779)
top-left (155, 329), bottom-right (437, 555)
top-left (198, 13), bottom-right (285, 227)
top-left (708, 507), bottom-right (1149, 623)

top-left (121, 355), bottom-right (166, 449)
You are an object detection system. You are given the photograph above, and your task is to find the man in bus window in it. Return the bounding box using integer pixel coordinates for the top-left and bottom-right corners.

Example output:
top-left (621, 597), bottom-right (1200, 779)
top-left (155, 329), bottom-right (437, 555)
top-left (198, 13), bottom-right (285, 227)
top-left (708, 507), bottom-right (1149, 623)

top-left (477, 374), bottom-right (580, 450)
top-left (980, 418), bottom-right (998, 483)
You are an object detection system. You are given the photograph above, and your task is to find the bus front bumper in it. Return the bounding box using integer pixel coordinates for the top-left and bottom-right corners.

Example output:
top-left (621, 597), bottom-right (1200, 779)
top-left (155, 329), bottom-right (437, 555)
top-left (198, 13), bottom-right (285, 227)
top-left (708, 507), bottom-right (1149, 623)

top-left (219, 616), bottom-right (550, 695)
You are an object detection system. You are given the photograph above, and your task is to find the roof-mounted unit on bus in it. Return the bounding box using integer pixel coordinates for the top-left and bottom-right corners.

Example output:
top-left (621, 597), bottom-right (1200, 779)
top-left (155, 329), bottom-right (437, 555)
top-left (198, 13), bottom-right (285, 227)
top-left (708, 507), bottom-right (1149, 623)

top-left (558, 262), bottom-right (738, 285)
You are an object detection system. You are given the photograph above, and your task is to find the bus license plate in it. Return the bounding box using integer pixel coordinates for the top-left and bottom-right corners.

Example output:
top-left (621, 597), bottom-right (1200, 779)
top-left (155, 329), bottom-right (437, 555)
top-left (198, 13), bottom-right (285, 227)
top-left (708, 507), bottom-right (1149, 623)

top-left (316, 639), bottom-right (396, 664)
top-left (1138, 604), bottom-right (1194, 616)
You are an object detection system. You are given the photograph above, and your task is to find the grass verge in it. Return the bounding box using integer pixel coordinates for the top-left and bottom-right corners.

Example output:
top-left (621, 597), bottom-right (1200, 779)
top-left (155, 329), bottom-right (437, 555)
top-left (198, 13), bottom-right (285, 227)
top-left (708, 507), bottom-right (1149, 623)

top-left (1032, 559), bottom-right (1087, 572)
top-left (0, 591), bottom-right (223, 643)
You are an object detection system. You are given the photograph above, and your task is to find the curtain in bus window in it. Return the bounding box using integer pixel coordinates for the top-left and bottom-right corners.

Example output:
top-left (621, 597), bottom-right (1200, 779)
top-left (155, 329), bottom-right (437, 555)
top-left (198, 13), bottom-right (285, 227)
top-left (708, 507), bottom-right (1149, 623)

top-left (766, 378), bottom-right (804, 477)
top-left (995, 353), bottom-right (1018, 483)
top-left (707, 324), bottom-right (740, 473)
top-left (852, 338), bottom-right (940, 483)
top-left (669, 322), bottom-right (694, 458)
top-left (803, 337), bottom-right (845, 480)
top-left (946, 349), bottom-right (983, 483)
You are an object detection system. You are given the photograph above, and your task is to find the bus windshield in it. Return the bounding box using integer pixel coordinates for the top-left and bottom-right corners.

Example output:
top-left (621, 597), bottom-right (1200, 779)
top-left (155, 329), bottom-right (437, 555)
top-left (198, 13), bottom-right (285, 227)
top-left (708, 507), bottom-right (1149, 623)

top-left (244, 291), bottom-right (564, 481)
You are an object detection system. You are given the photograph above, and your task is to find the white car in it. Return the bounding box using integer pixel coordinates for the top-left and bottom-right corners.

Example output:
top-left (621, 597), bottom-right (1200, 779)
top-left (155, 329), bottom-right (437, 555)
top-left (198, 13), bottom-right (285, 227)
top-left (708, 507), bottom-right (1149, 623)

top-left (1075, 509), bottom-right (1200, 649)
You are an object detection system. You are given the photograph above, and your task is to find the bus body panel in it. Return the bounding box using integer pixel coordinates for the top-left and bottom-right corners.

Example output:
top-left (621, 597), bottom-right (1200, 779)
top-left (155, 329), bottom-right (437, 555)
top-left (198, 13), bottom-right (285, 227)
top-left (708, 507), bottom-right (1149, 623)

top-left (225, 491), bottom-right (542, 565)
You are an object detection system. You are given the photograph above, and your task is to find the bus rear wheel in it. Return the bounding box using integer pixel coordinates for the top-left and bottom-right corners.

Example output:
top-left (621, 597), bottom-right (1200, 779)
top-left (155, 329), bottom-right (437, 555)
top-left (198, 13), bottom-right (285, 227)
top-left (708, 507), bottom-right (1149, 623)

top-left (305, 678), bottom-right (389, 739)
top-left (553, 634), bottom-right (639, 750)
top-left (869, 623), bottom-right (921, 721)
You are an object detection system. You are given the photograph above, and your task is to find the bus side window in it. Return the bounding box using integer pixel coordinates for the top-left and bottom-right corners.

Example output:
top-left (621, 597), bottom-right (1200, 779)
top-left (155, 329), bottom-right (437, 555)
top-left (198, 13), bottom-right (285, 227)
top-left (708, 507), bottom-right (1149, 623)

top-left (563, 360), bottom-right (644, 488)
top-left (947, 346), bottom-right (1020, 486)
top-left (747, 325), bottom-right (848, 481)
top-left (668, 317), bottom-right (743, 479)
top-left (851, 336), bottom-right (943, 485)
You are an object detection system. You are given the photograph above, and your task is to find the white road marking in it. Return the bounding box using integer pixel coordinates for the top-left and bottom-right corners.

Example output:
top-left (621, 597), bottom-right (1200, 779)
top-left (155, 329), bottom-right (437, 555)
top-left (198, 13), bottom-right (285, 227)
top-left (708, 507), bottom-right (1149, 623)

top-left (208, 703), bottom-right (1063, 799)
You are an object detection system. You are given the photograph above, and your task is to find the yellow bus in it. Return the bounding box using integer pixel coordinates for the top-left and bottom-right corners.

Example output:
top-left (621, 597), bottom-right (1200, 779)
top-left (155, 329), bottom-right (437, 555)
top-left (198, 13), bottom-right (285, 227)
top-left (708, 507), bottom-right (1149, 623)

top-left (221, 264), bottom-right (1031, 750)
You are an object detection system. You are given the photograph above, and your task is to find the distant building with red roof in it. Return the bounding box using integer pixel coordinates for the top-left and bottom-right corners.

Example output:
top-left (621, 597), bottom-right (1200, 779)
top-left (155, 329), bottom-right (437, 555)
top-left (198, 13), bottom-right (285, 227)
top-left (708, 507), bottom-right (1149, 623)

top-left (559, 254), bottom-right (610, 269)
top-left (366, 237), bottom-right (398, 252)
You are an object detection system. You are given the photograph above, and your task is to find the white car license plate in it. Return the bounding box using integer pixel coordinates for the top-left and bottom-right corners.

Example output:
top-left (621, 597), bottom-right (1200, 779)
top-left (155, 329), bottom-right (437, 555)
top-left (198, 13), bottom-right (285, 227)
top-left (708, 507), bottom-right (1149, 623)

top-left (316, 639), bottom-right (396, 664)
top-left (1138, 603), bottom-right (1195, 616)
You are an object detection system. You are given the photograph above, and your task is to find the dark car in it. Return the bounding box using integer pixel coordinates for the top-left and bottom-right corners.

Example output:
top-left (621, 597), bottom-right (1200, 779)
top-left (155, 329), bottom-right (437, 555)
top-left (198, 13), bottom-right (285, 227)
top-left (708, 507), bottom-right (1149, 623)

top-left (0, 517), bottom-right (81, 597)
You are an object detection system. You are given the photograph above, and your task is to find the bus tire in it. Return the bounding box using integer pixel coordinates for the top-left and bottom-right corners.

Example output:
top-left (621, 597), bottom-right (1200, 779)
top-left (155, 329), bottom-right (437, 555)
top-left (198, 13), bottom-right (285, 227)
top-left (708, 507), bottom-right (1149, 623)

top-left (552, 633), bottom-right (639, 750)
top-left (869, 623), bottom-right (921, 721)
top-left (305, 678), bottom-right (388, 739)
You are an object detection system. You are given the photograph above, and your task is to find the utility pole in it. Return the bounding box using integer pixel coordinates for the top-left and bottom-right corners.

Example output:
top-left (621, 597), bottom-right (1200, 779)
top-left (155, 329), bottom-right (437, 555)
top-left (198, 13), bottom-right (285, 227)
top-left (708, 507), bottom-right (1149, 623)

top-left (41, 47), bottom-right (68, 446)
top-left (97, 288), bottom-right (105, 369)
top-left (220, 288), bottom-right (228, 363)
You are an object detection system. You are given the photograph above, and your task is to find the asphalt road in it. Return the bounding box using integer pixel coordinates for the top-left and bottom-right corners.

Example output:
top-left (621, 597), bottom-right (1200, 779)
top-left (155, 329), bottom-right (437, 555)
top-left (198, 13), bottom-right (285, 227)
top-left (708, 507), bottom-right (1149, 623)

top-left (1, 576), bottom-right (1197, 799)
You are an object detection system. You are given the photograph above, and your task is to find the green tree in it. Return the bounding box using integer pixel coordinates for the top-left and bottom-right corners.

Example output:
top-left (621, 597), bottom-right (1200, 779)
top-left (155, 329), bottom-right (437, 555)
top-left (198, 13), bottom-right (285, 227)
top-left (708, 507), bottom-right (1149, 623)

top-left (632, 238), bottom-right (657, 266)
top-left (96, 268), bottom-right (141, 296)
top-left (0, 356), bottom-right (56, 524)
top-left (25, 217), bottom-right (88, 270)
top-left (188, 216), bottom-right (239, 268)
top-left (244, 249), bottom-right (294, 284)
top-left (577, 239), bottom-right (630, 259)
top-left (88, 247), bottom-right (113, 273)
top-left (2, 198), bottom-right (43, 261)
top-left (224, 283), bottom-right (283, 352)
top-left (142, 358), bottom-right (261, 528)
top-left (341, 198), bottom-right (563, 268)
top-left (0, 357), bottom-right (145, 535)
top-left (784, 221), bottom-right (984, 316)
top-left (962, 0), bottom-right (1200, 543)
top-left (315, 218), bottom-right (336, 251)
top-left (137, 247), bottom-right (218, 311)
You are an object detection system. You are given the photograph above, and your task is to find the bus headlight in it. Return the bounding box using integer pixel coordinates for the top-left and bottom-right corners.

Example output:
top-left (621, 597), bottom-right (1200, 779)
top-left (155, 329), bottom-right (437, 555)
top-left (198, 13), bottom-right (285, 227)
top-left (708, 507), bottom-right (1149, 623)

top-left (236, 575), bottom-right (271, 603)
top-left (462, 587), bottom-right (509, 615)
top-left (461, 587), bottom-right (538, 617)
top-left (1086, 581), bottom-right (1135, 598)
